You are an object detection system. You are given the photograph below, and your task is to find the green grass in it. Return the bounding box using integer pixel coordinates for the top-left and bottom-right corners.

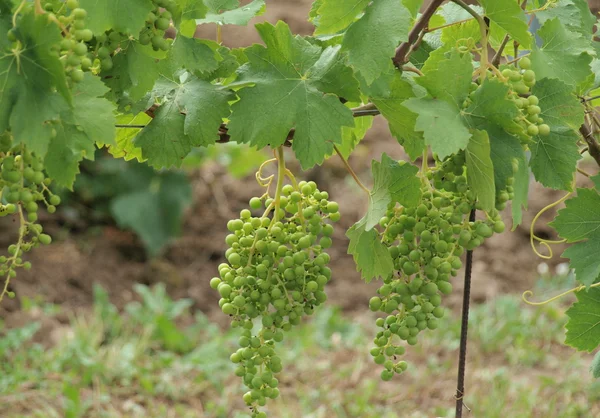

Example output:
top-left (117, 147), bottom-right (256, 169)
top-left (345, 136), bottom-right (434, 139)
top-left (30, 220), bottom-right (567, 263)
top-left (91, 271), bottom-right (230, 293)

top-left (1, 282), bottom-right (598, 418)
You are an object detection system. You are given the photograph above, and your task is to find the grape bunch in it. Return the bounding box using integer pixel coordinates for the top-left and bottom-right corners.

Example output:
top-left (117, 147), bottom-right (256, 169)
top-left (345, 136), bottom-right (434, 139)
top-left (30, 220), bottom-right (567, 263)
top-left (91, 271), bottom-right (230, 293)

top-left (139, 0), bottom-right (176, 51)
top-left (368, 156), bottom-right (505, 380)
top-left (213, 180), bottom-right (339, 417)
top-left (0, 143), bottom-right (60, 300)
top-left (38, 0), bottom-right (94, 83)
top-left (499, 57), bottom-right (550, 140)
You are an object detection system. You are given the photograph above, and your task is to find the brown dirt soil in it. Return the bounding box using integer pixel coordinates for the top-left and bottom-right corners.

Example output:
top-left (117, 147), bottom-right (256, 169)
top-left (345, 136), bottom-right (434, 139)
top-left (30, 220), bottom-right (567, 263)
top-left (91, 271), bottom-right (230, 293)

top-left (1, 0), bottom-right (597, 325)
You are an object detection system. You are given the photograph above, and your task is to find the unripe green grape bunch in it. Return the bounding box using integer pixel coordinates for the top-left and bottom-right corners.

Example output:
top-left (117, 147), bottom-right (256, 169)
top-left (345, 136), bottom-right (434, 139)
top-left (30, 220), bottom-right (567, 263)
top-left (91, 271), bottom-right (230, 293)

top-left (213, 177), bottom-right (339, 417)
top-left (368, 154), bottom-right (505, 380)
top-left (35, 0), bottom-right (94, 83)
top-left (0, 143), bottom-right (59, 300)
top-left (499, 57), bottom-right (550, 142)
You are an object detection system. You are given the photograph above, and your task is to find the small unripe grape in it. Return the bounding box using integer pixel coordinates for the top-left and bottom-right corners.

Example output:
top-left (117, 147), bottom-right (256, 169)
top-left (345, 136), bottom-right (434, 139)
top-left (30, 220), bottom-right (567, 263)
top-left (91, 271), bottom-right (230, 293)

top-left (527, 124), bottom-right (539, 136)
top-left (538, 124), bottom-right (550, 136)
top-left (519, 56), bottom-right (531, 69)
top-left (38, 234), bottom-right (52, 245)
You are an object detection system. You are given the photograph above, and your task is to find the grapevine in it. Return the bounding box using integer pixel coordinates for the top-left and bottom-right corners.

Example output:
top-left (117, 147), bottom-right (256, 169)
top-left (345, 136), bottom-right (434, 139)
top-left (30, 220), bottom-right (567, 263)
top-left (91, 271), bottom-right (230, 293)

top-left (2, 0), bottom-right (600, 416)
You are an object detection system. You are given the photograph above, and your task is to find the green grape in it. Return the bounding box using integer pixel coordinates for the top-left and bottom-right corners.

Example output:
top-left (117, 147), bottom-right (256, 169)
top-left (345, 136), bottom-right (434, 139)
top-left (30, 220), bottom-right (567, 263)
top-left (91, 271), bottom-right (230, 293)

top-left (538, 124), bottom-right (550, 136)
top-left (518, 56), bottom-right (531, 69)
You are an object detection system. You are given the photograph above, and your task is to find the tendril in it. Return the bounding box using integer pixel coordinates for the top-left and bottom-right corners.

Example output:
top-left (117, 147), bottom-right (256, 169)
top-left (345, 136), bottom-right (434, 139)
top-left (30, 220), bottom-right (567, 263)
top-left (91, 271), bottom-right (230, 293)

top-left (529, 189), bottom-right (572, 259)
top-left (522, 282), bottom-right (600, 306)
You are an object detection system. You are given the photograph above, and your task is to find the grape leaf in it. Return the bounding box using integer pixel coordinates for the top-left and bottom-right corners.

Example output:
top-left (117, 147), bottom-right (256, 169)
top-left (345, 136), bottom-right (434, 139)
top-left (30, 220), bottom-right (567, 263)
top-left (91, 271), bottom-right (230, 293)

top-left (79, 0), bottom-right (154, 34)
top-left (104, 41), bottom-right (161, 103)
top-left (313, 0), bottom-right (369, 35)
top-left (342, 0), bottom-right (411, 84)
top-left (415, 50), bottom-right (473, 108)
top-left (336, 114), bottom-right (373, 159)
top-left (530, 18), bottom-right (594, 90)
top-left (529, 127), bottom-right (580, 191)
top-left (108, 113), bottom-right (149, 162)
top-left (466, 130), bottom-right (495, 212)
top-left (550, 188), bottom-right (600, 242)
top-left (43, 75), bottom-right (117, 188)
top-left (347, 218), bottom-right (394, 283)
top-left (135, 73), bottom-right (233, 168)
top-left (67, 75), bottom-right (116, 147)
top-left (562, 238), bottom-right (600, 287)
top-left (44, 125), bottom-right (85, 188)
top-left (168, 36), bottom-right (220, 76)
top-left (402, 0), bottom-right (423, 17)
top-left (370, 73), bottom-right (424, 161)
top-left (592, 174), bottom-right (600, 191)
top-left (365, 154), bottom-right (421, 230)
top-left (533, 78), bottom-right (585, 131)
top-left (478, 0), bottom-right (531, 48)
top-left (227, 22), bottom-right (354, 169)
top-left (1, 10), bottom-right (70, 147)
top-left (196, 0), bottom-right (265, 26)
top-left (536, 0), bottom-right (595, 35)
top-left (592, 350), bottom-right (600, 379)
top-left (463, 79), bottom-right (522, 135)
top-left (403, 97), bottom-right (471, 159)
top-left (111, 169), bottom-right (192, 256)
top-left (204, 0), bottom-right (238, 12)
top-left (565, 287), bottom-right (600, 352)
top-left (310, 45), bottom-right (361, 103)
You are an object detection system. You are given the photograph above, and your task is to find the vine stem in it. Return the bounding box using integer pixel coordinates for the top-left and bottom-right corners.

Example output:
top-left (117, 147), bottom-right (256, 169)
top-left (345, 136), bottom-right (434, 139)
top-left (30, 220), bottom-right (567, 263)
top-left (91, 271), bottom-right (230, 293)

top-left (393, 0), bottom-right (445, 67)
top-left (333, 144), bottom-right (370, 196)
top-left (455, 209), bottom-right (476, 418)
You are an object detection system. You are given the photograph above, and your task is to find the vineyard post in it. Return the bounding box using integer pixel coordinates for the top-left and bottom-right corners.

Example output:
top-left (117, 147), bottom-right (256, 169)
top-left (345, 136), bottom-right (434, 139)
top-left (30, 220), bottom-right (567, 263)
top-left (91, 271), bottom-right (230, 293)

top-left (456, 209), bottom-right (476, 417)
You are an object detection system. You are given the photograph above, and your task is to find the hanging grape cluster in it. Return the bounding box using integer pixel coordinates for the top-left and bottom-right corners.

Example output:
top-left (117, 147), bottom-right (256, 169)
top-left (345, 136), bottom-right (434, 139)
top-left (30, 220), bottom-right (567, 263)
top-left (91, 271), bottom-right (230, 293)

top-left (368, 155), bottom-right (505, 380)
top-left (139, 0), bottom-right (176, 51)
top-left (0, 142), bottom-right (59, 299)
top-left (499, 57), bottom-right (550, 140)
top-left (213, 175), bottom-right (339, 417)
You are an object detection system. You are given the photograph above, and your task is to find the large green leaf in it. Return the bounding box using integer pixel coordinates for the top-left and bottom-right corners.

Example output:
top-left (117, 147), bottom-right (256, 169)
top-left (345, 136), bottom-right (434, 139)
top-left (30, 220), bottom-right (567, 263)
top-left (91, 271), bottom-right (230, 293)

top-left (135, 73), bottom-right (233, 168)
top-left (365, 154), bottom-right (421, 230)
top-left (533, 78), bottom-right (585, 131)
top-left (415, 50), bottom-right (473, 108)
top-left (403, 98), bottom-right (471, 159)
top-left (466, 130), bottom-right (495, 212)
top-left (79, 0), bottom-right (154, 34)
top-left (370, 73), bottom-right (424, 161)
top-left (463, 79), bottom-right (522, 135)
top-left (478, 0), bottom-right (531, 48)
top-left (227, 22), bottom-right (355, 169)
top-left (550, 188), bottom-right (600, 242)
top-left (536, 0), bottom-right (595, 35)
top-left (529, 128), bottom-right (580, 191)
top-left (195, 0), bottom-right (265, 25)
top-left (313, 0), bottom-right (369, 35)
top-left (342, 0), bottom-right (411, 84)
top-left (565, 287), bottom-right (600, 352)
top-left (530, 18), bottom-right (594, 90)
top-left (103, 41), bottom-right (162, 103)
top-left (562, 238), bottom-right (600, 287)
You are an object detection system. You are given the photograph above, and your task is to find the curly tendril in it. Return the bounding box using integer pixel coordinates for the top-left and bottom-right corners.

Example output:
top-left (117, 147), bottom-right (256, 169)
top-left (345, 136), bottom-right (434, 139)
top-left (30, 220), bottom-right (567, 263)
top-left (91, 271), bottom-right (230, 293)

top-left (529, 189), bottom-right (572, 259)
